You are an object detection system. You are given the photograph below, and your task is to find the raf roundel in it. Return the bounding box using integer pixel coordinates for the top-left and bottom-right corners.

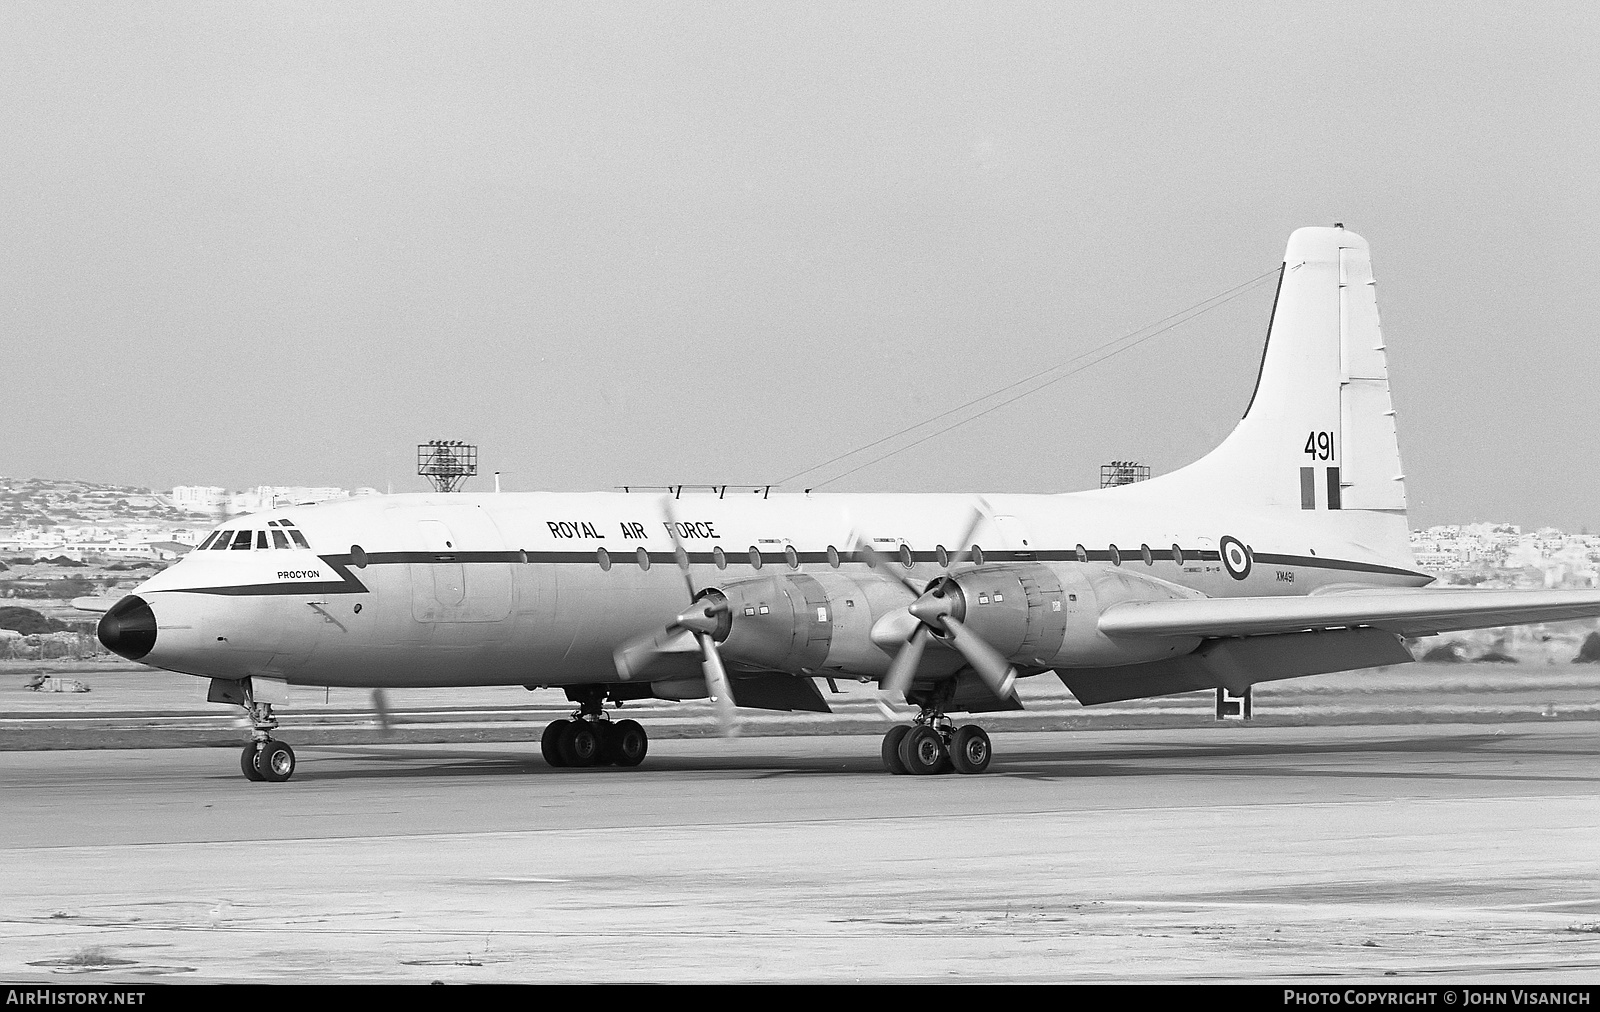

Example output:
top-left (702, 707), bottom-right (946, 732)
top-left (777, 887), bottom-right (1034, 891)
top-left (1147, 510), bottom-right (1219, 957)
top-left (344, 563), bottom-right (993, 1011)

top-left (1220, 535), bottom-right (1252, 580)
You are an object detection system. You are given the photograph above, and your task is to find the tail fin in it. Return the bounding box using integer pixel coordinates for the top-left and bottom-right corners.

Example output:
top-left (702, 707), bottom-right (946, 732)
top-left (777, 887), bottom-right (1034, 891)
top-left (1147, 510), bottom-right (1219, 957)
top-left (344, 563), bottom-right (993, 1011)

top-left (1131, 226), bottom-right (1408, 515)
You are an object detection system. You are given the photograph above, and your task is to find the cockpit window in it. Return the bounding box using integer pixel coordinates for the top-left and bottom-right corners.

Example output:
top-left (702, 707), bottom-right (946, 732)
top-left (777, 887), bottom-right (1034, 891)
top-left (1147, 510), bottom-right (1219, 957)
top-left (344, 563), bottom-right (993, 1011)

top-left (197, 531), bottom-right (219, 550)
top-left (271, 529), bottom-right (289, 549)
top-left (209, 531), bottom-right (233, 550)
top-left (256, 531), bottom-right (269, 549)
top-left (286, 529), bottom-right (310, 549)
top-left (230, 530), bottom-right (253, 550)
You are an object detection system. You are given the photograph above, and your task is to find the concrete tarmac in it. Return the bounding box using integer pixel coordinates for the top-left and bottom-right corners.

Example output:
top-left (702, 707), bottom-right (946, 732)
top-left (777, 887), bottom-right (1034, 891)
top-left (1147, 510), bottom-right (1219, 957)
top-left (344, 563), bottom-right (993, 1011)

top-left (3, 723), bottom-right (1600, 983)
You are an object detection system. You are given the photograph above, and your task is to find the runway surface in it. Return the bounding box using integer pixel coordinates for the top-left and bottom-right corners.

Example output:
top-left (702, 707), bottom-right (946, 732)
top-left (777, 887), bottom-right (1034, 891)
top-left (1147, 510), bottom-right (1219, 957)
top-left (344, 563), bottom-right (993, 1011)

top-left (4, 723), bottom-right (1600, 983)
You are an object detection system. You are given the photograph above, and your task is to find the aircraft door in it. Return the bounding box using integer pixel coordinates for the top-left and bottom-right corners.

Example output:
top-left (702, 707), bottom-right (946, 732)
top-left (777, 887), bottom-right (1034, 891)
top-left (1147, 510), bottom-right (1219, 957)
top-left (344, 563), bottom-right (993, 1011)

top-left (409, 515), bottom-right (513, 623)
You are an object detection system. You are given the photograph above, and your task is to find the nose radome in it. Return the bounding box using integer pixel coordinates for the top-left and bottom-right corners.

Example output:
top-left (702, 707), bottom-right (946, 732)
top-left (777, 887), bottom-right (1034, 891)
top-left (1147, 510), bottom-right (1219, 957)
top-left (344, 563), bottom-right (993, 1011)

top-left (98, 595), bottom-right (157, 661)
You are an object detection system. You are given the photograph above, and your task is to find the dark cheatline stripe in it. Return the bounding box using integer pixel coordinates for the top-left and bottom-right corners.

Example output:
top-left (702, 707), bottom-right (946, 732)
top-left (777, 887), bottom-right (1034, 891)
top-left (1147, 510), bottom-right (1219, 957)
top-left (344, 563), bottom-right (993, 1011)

top-left (168, 543), bottom-right (1427, 597)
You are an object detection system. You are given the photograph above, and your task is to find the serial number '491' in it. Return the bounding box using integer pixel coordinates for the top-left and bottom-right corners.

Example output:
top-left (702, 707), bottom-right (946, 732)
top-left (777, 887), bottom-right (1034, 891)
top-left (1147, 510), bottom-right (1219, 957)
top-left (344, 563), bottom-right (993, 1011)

top-left (1304, 430), bottom-right (1335, 460)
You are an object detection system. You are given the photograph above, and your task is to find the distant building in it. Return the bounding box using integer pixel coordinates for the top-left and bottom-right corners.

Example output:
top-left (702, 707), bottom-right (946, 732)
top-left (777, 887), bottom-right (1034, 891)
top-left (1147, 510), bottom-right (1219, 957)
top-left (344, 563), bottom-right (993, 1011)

top-left (231, 486), bottom-right (350, 513)
top-left (171, 486), bottom-right (226, 514)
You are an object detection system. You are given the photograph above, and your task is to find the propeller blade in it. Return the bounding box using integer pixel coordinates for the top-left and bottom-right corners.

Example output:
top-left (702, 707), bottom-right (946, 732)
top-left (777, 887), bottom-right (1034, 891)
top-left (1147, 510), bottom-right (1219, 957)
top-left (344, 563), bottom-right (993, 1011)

top-left (371, 689), bottom-right (393, 735)
top-left (881, 624), bottom-right (932, 697)
top-left (948, 499), bottom-right (992, 568)
top-left (696, 631), bottom-right (741, 737)
top-left (660, 496), bottom-right (697, 600)
top-left (853, 535), bottom-right (922, 597)
top-left (939, 615), bottom-right (1018, 698)
top-left (612, 624), bottom-right (697, 680)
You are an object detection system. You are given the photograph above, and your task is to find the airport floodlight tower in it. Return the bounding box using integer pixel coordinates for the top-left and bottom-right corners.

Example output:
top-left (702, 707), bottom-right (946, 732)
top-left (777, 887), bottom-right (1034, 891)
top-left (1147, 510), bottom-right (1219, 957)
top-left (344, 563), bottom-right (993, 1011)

top-left (1100, 460), bottom-right (1150, 488)
top-left (417, 440), bottom-right (478, 493)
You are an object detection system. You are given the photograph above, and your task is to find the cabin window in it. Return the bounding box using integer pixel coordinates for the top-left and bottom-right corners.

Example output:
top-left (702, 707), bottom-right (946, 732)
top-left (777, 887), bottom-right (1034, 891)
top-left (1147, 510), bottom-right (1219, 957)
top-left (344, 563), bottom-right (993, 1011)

top-left (1172, 544), bottom-right (1185, 566)
top-left (748, 546), bottom-right (763, 569)
top-left (1109, 544), bottom-right (1121, 566)
top-left (784, 546), bottom-right (799, 570)
top-left (713, 547), bottom-right (727, 570)
top-left (350, 545), bottom-right (368, 569)
top-left (231, 530), bottom-right (253, 550)
top-left (597, 548), bottom-right (611, 571)
top-left (286, 529), bottom-right (310, 549)
top-left (271, 530), bottom-right (289, 549)
top-left (899, 544), bottom-right (914, 568)
top-left (636, 548), bottom-right (651, 571)
top-left (970, 545), bottom-right (985, 566)
top-left (1075, 544), bottom-right (1088, 563)
top-left (826, 545), bottom-right (840, 568)
top-left (936, 545), bottom-right (949, 567)
top-left (1141, 544), bottom-right (1153, 566)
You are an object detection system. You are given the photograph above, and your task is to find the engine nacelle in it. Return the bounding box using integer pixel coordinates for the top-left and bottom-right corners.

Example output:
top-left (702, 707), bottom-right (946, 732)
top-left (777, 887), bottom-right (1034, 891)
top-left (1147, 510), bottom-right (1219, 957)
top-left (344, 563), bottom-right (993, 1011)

top-left (933, 563), bottom-right (1202, 669)
top-left (702, 572), bottom-right (923, 677)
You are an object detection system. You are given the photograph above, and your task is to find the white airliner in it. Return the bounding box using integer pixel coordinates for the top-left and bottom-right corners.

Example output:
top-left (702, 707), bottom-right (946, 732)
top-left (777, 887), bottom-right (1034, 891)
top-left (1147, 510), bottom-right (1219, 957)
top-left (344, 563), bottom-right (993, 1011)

top-left (98, 226), bottom-right (1600, 783)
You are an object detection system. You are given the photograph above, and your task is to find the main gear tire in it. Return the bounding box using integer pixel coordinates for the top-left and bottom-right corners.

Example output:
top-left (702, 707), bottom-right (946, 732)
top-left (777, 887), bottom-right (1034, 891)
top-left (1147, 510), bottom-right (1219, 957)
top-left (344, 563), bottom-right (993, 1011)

top-left (559, 720), bottom-right (602, 767)
top-left (541, 720), bottom-right (570, 767)
top-left (881, 726), bottom-right (911, 774)
top-left (948, 725), bottom-right (992, 774)
top-left (610, 719), bottom-right (649, 767)
top-left (898, 725), bottom-right (947, 775)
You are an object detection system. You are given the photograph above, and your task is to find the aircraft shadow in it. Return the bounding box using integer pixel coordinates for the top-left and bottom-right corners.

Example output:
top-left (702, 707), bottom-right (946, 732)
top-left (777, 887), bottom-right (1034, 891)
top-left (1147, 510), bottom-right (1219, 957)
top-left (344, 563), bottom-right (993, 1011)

top-left (262, 729), bottom-right (1599, 786)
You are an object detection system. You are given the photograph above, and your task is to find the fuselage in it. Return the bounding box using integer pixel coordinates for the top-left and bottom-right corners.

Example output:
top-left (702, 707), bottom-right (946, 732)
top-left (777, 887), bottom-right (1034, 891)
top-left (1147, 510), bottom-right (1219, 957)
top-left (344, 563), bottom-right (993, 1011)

top-left (112, 488), bottom-right (1431, 689)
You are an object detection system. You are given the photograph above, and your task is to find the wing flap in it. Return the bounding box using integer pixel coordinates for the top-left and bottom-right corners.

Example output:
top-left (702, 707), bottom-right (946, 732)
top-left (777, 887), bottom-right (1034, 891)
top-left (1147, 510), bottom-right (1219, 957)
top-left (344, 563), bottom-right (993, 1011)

top-left (1098, 588), bottom-right (1600, 640)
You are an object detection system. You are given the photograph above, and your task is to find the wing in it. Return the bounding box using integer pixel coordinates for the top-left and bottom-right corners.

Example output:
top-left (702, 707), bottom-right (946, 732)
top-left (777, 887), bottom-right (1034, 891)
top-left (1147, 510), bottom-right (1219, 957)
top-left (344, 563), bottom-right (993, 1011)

top-left (1098, 587), bottom-right (1600, 640)
top-left (1055, 587), bottom-right (1600, 707)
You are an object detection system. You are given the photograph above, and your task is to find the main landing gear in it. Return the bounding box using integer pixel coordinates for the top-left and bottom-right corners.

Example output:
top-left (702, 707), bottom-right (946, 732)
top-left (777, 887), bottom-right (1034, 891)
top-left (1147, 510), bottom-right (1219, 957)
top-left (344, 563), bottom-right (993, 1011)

top-left (540, 688), bottom-right (648, 769)
top-left (881, 706), bottom-right (993, 776)
top-left (238, 701), bottom-right (297, 783)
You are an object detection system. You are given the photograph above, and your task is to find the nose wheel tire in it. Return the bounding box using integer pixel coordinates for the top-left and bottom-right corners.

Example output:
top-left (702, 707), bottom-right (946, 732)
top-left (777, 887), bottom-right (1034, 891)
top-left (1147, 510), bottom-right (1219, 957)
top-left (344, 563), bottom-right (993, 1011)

top-left (881, 726), bottom-right (911, 774)
top-left (258, 741), bottom-right (296, 783)
top-left (898, 725), bottom-right (948, 775)
top-left (949, 725), bottom-right (992, 774)
top-left (240, 744), bottom-right (265, 782)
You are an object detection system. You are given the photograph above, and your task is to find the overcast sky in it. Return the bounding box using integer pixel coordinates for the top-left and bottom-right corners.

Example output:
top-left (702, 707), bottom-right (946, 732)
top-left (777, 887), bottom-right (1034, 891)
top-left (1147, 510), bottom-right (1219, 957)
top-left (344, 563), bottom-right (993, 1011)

top-left (4, 2), bottom-right (1597, 530)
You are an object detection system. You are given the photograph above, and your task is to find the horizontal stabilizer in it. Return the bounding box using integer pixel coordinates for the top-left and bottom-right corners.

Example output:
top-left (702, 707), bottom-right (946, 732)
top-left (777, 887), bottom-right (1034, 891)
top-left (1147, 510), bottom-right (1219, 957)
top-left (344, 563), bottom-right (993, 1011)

top-left (1098, 588), bottom-right (1600, 640)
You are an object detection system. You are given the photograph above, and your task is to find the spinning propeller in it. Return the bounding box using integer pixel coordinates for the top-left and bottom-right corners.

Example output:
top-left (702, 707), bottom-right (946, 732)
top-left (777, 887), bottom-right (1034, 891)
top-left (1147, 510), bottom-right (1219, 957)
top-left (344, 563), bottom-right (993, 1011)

top-left (862, 501), bottom-right (1018, 703)
top-left (611, 498), bottom-right (740, 736)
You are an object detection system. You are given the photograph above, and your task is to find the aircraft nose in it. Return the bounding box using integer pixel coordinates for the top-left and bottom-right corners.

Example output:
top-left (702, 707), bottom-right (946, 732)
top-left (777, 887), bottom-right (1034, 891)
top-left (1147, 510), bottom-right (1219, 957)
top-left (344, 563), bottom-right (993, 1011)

top-left (98, 595), bottom-right (157, 661)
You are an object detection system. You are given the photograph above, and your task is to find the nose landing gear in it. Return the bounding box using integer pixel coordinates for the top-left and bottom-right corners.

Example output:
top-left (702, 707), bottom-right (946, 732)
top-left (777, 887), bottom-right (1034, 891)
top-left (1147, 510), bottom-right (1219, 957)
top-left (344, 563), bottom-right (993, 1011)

top-left (238, 701), bottom-right (296, 783)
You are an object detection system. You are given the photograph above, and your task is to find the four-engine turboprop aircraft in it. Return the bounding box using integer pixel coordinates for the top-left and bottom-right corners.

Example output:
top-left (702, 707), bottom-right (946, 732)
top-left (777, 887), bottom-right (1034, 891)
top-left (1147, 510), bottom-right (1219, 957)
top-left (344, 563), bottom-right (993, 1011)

top-left (97, 226), bottom-right (1600, 782)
